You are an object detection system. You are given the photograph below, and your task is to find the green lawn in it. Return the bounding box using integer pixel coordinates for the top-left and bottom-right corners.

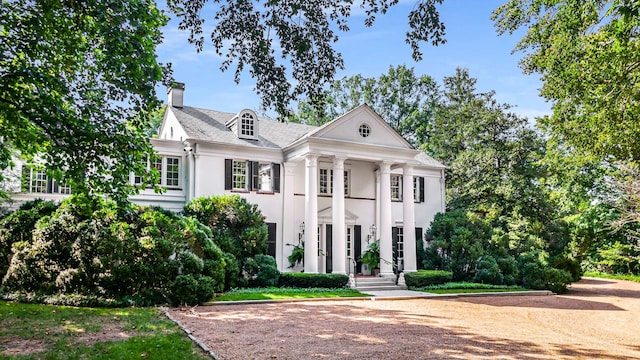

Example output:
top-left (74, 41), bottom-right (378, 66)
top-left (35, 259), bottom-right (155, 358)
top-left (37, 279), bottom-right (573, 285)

top-left (411, 282), bottom-right (528, 294)
top-left (584, 271), bottom-right (640, 283)
top-left (0, 301), bottom-right (208, 360)
top-left (211, 287), bottom-right (367, 301)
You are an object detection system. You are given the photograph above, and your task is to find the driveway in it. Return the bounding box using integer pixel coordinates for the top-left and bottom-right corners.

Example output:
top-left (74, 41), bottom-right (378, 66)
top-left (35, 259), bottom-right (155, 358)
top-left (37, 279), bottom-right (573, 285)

top-left (169, 278), bottom-right (640, 359)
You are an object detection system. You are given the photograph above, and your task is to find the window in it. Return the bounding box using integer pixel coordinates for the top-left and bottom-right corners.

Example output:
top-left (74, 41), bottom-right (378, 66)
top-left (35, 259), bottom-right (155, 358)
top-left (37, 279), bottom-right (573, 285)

top-left (319, 168), bottom-right (330, 194)
top-left (21, 166), bottom-right (71, 194)
top-left (225, 159), bottom-right (280, 192)
top-left (396, 228), bottom-right (404, 260)
top-left (359, 123), bottom-right (371, 138)
top-left (391, 174), bottom-right (402, 201)
top-left (318, 168), bottom-right (349, 196)
top-left (240, 113), bottom-right (255, 138)
top-left (132, 155), bottom-right (181, 189)
top-left (346, 227), bottom-right (353, 258)
top-left (232, 160), bottom-right (248, 190)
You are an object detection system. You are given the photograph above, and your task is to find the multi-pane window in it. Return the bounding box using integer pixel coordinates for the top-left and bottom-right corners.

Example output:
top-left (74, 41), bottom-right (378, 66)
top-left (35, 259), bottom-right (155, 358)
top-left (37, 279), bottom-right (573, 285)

top-left (240, 113), bottom-right (255, 137)
top-left (319, 168), bottom-right (330, 194)
top-left (413, 177), bottom-right (420, 202)
top-left (319, 168), bottom-right (349, 196)
top-left (165, 157), bottom-right (180, 187)
top-left (346, 227), bottom-right (353, 258)
top-left (151, 156), bottom-right (162, 185)
top-left (232, 160), bottom-right (248, 190)
top-left (391, 174), bottom-right (402, 200)
top-left (21, 166), bottom-right (71, 194)
top-left (396, 227), bottom-right (404, 264)
top-left (258, 162), bottom-right (272, 192)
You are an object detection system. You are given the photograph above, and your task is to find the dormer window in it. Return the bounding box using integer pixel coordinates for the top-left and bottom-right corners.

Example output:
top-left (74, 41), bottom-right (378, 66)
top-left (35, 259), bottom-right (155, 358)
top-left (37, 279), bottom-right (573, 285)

top-left (240, 112), bottom-right (255, 138)
top-left (225, 109), bottom-right (259, 140)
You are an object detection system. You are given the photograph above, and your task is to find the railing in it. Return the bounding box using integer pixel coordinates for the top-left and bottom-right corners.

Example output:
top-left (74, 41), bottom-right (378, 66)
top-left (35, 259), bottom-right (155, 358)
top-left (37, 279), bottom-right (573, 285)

top-left (347, 256), bottom-right (357, 288)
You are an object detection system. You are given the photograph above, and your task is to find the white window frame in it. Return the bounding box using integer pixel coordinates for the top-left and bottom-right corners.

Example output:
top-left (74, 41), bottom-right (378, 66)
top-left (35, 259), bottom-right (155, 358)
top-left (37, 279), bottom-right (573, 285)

top-left (232, 160), bottom-right (248, 190)
top-left (240, 112), bottom-right (255, 138)
top-left (396, 227), bottom-right (404, 267)
top-left (132, 155), bottom-right (182, 189)
top-left (318, 167), bottom-right (350, 196)
top-left (413, 177), bottom-right (419, 202)
top-left (391, 174), bottom-right (402, 201)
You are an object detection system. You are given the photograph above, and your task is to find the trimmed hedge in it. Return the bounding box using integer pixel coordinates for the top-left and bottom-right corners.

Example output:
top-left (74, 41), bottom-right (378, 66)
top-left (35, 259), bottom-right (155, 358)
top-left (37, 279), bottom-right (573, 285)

top-left (404, 270), bottom-right (453, 287)
top-left (278, 273), bottom-right (349, 288)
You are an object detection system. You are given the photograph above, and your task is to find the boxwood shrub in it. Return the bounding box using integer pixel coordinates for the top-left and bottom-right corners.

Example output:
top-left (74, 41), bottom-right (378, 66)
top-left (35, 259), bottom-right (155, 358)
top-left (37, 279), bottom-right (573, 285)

top-left (278, 273), bottom-right (349, 288)
top-left (405, 270), bottom-right (453, 287)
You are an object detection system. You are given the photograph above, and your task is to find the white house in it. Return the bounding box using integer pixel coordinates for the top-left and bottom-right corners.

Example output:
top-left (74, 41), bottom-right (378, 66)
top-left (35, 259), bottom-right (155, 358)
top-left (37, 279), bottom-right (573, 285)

top-left (4, 83), bottom-right (446, 276)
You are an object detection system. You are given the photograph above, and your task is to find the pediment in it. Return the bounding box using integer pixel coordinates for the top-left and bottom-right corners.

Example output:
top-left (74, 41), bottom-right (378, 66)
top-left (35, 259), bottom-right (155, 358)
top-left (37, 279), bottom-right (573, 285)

top-left (308, 104), bottom-right (413, 149)
top-left (318, 207), bottom-right (358, 225)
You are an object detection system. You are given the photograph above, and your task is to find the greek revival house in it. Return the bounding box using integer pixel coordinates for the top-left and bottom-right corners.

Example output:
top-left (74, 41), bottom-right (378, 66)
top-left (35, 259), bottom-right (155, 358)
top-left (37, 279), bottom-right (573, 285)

top-left (8, 83), bottom-right (446, 276)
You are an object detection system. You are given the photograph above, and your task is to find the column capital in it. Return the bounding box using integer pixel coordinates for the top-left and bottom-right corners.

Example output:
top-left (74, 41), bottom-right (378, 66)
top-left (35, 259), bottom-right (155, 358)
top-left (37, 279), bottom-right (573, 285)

top-left (333, 155), bottom-right (347, 166)
top-left (402, 164), bottom-right (414, 175)
top-left (305, 154), bottom-right (319, 167)
top-left (378, 161), bottom-right (392, 174)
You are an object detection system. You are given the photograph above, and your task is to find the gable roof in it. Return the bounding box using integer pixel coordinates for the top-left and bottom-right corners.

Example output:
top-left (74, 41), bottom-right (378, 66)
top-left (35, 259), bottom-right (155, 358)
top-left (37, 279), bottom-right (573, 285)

top-left (169, 106), bottom-right (315, 148)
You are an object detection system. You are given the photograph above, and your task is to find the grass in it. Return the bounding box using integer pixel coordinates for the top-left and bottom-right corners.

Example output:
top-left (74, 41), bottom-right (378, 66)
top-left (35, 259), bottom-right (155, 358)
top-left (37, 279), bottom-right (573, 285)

top-left (411, 282), bottom-right (527, 294)
top-left (584, 271), bottom-right (640, 283)
top-left (0, 301), bottom-right (209, 360)
top-left (212, 287), bottom-right (366, 301)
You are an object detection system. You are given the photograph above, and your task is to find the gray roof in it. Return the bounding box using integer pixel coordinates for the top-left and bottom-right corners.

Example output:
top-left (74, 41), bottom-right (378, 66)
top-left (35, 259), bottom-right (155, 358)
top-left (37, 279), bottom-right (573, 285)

top-left (171, 106), bottom-right (316, 148)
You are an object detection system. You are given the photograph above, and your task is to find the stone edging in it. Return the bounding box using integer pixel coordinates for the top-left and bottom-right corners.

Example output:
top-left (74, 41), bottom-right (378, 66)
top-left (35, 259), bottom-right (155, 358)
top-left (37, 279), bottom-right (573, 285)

top-left (160, 306), bottom-right (219, 359)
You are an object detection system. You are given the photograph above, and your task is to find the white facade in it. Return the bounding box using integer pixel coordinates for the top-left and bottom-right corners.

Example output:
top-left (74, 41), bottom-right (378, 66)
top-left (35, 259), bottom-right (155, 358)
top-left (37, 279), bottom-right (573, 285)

top-left (3, 85), bottom-right (446, 275)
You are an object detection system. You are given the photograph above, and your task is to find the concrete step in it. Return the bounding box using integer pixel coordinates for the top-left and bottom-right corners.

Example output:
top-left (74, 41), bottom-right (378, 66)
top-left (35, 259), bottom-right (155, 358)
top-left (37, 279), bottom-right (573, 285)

top-left (357, 285), bottom-right (408, 291)
top-left (353, 276), bottom-right (407, 291)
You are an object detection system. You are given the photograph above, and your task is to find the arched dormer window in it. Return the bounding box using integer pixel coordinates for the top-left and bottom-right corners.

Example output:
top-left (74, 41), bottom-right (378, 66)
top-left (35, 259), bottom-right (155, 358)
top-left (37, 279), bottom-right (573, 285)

top-left (240, 112), bottom-right (255, 138)
top-left (225, 109), bottom-right (259, 140)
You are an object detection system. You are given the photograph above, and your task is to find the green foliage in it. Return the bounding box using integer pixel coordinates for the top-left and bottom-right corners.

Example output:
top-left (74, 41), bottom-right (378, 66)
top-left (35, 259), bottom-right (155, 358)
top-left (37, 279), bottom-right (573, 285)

top-left (0, 199), bottom-right (58, 279)
top-left (494, 0), bottom-right (640, 162)
top-left (0, 1), bottom-right (169, 202)
top-left (473, 256), bottom-right (503, 285)
top-left (360, 240), bottom-right (380, 271)
top-left (169, 274), bottom-right (216, 306)
top-left (423, 210), bottom-right (490, 280)
top-left (1, 196), bottom-right (231, 306)
top-left (277, 273), bottom-right (349, 288)
top-left (404, 270), bottom-right (453, 287)
top-left (243, 254), bottom-right (280, 288)
top-left (166, 1), bottom-right (446, 118)
top-left (287, 241), bottom-right (305, 269)
top-left (584, 271), bottom-right (640, 283)
top-left (183, 195), bottom-right (268, 262)
top-left (417, 282), bottom-right (525, 291)
top-left (213, 287), bottom-right (364, 301)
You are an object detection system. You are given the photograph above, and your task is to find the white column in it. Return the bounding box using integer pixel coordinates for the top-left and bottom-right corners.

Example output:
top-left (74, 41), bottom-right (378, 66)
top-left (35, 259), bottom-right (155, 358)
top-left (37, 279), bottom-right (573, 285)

top-left (304, 155), bottom-right (319, 273)
top-left (332, 156), bottom-right (346, 274)
top-left (281, 162), bottom-right (297, 271)
top-left (379, 162), bottom-right (393, 276)
top-left (403, 165), bottom-right (417, 272)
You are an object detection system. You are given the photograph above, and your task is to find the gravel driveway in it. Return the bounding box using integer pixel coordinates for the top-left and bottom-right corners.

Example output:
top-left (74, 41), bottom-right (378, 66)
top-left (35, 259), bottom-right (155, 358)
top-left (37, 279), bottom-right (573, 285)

top-left (169, 278), bottom-right (640, 359)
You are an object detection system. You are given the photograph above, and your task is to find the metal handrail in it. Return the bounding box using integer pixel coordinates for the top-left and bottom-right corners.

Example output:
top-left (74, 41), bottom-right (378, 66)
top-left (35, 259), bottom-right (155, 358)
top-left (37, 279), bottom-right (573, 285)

top-left (347, 256), bottom-right (357, 288)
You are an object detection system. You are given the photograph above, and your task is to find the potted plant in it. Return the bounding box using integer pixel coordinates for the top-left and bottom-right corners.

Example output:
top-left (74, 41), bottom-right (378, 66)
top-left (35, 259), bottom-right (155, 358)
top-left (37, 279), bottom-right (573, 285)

top-left (287, 241), bottom-right (304, 269)
top-left (360, 240), bottom-right (380, 276)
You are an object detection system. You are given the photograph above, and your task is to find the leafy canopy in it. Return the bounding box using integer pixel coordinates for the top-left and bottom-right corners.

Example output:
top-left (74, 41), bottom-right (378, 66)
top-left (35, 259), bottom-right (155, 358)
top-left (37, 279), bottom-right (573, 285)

top-left (166, 0), bottom-right (446, 117)
top-left (0, 0), bottom-right (168, 203)
top-left (493, 0), bottom-right (640, 162)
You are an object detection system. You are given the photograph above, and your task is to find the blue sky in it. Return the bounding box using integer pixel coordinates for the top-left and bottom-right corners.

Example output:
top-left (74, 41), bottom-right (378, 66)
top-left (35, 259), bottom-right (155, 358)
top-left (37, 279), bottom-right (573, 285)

top-left (155, 1), bottom-right (550, 120)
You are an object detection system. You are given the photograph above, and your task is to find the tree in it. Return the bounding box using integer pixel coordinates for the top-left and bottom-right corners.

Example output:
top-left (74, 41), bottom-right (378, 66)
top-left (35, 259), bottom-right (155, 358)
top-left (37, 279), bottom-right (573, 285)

top-left (493, 0), bottom-right (640, 162)
top-left (426, 68), bottom-right (546, 218)
top-left (166, 0), bottom-right (447, 117)
top-left (0, 1), bottom-right (168, 203)
top-left (294, 65), bottom-right (439, 146)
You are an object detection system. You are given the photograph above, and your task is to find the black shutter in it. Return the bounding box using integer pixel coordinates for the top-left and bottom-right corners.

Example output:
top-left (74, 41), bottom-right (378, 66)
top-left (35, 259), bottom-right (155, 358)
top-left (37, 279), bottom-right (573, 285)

top-left (273, 164), bottom-right (281, 193)
top-left (251, 161), bottom-right (259, 190)
top-left (224, 159), bottom-right (233, 190)
top-left (419, 177), bottom-right (425, 202)
top-left (266, 222), bottom-right (277, 257)
top-left (392, 227), bottom-right (399, 274)
top-left (354, 225), bottom-right (362, 274)
top-left (415, 227), bottom-right (424, 270)
top-left (325, 224), bottom-right (332, 273)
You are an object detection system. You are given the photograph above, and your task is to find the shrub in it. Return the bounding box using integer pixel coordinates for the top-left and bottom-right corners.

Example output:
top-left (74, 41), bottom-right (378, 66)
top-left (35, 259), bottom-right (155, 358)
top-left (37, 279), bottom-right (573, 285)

top-left (183, 195), bottom-right (268, 262)
top-left (473, 256), bottom-right (503, 285)
top-left (0, 199), bottom-right (58, 279)
top-left (169, 274), bottom-right (216, 306)
top-left (404, 270), bottom-right (453, 287)
top-left (278, 273), bottom-right (349, 288)
top-left (244, 254), bottom-right (280, 288)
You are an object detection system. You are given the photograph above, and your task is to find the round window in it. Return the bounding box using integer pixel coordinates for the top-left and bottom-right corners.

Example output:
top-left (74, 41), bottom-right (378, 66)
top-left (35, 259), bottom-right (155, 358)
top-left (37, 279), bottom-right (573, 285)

top-left (359, 123), bottom-right (371, 138)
